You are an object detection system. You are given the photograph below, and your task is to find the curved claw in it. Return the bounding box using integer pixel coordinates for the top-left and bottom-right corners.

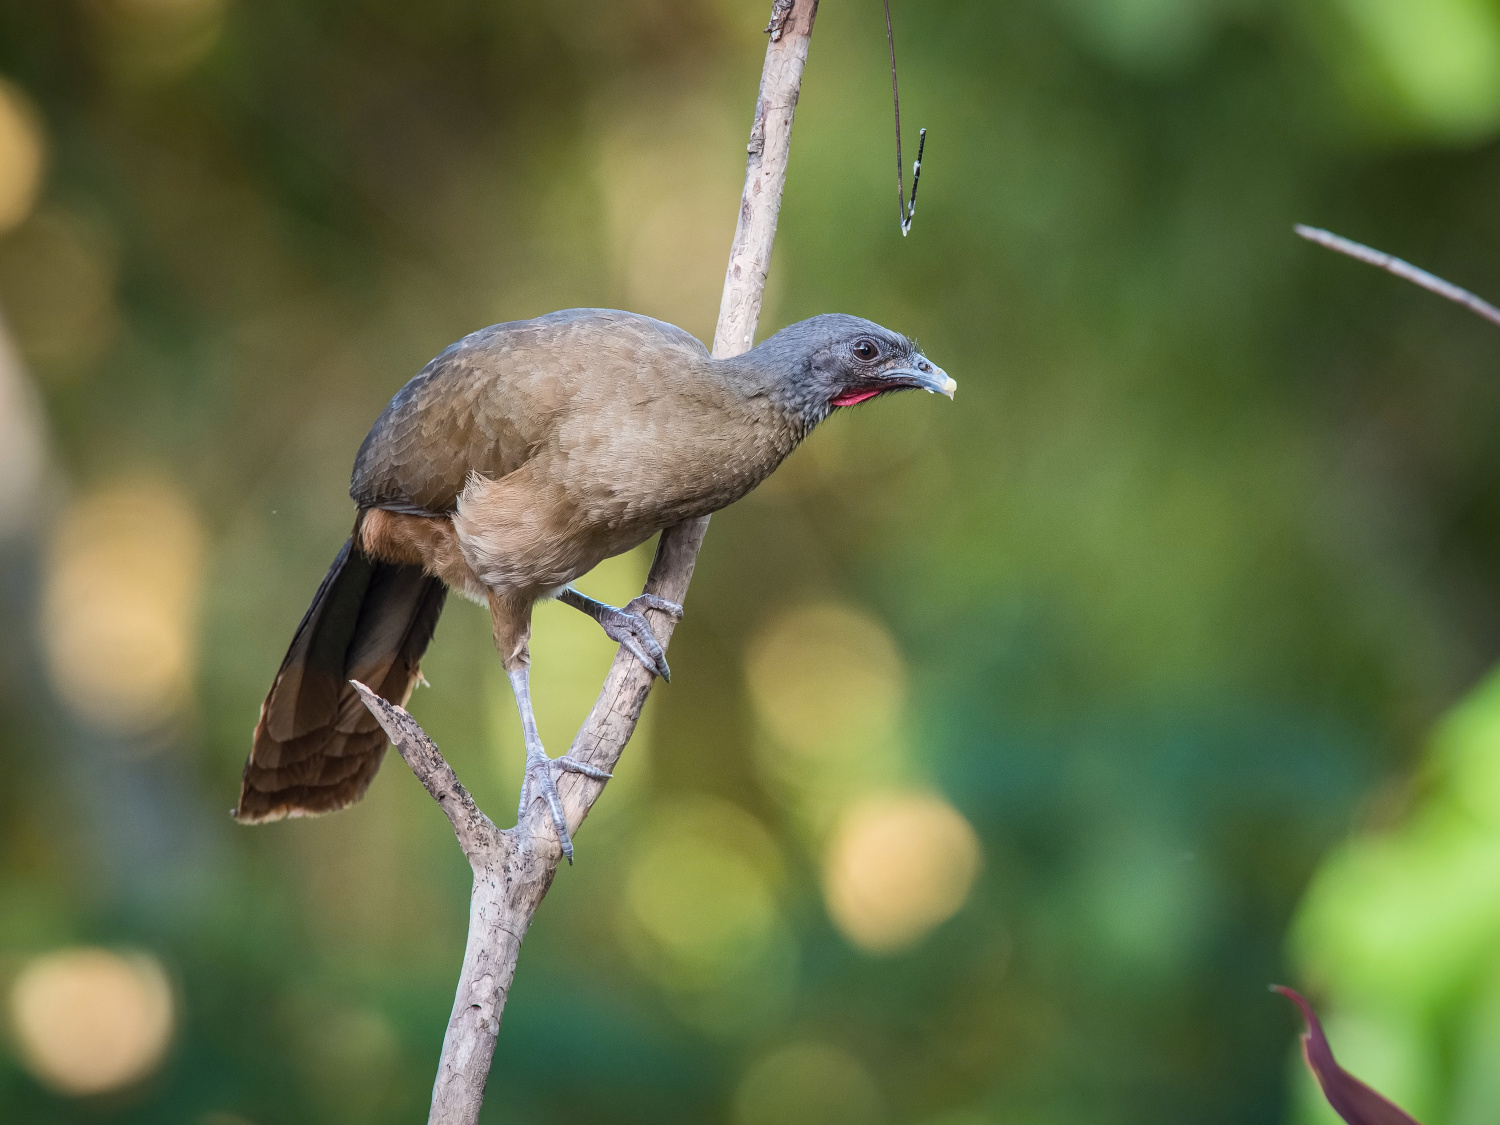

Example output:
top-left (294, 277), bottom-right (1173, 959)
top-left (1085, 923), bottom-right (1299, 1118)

top-left (600, 607), bottom-right (673, 682)
top-left (520, 753), bottom-right (613, 864)
top-left (625, 593), bottom-right (684, 620)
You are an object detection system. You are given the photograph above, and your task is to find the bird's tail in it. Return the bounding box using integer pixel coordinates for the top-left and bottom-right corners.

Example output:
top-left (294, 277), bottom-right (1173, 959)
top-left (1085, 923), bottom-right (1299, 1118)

top-left (234, 520), bottom-right (446, 823)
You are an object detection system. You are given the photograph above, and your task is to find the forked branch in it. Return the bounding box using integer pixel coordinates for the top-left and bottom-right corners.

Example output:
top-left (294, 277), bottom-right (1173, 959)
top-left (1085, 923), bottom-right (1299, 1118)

top-left (354, 4), bottom-right (821, 1122)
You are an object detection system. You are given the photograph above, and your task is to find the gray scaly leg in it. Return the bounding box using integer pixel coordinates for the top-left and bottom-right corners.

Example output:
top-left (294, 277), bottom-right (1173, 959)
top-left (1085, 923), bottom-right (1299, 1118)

top-left (556, 587), bottom-right (683, 680)
top-left (509, 665), bottom-right (611, 863)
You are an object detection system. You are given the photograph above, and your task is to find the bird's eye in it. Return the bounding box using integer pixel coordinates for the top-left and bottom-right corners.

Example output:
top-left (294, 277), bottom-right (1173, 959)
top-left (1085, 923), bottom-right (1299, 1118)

top-left (853, 338), bottom-right (879, 361)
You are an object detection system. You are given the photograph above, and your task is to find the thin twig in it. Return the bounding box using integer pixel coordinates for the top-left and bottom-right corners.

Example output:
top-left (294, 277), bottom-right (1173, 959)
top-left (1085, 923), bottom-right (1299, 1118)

top-left (349, 682), bottom-right (502, 866)
top-left (1295, 224), bottom-right (1500, 329)
top-left (885, 0), bottom-right (925, 236)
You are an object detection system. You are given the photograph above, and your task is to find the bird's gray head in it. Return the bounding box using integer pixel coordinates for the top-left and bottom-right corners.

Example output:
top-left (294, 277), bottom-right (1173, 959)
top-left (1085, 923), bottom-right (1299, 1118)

top-left (747, 314), bottom-right (954, 427)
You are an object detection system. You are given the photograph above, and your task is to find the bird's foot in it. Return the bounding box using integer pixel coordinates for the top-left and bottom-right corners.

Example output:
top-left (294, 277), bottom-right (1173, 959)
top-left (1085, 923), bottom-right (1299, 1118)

top-left (596, 594), bottom-right (683, 681)
top-left (519, 748), bottom-right (612, 864)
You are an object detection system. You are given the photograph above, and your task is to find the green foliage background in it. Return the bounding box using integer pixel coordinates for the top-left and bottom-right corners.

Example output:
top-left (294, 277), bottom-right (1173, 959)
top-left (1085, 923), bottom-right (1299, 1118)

top-left (2, 0), bottom-right (1500, 1122)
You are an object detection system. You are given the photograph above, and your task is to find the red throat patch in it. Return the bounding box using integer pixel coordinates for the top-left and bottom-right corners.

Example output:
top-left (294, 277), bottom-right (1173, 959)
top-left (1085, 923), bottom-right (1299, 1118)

top-left (832, 388), bottom-right (885, 407)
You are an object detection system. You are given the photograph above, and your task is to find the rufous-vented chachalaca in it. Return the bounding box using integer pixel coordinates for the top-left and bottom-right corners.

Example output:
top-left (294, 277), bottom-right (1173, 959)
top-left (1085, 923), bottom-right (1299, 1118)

top-left (235, 309), bottom-right (953, 857)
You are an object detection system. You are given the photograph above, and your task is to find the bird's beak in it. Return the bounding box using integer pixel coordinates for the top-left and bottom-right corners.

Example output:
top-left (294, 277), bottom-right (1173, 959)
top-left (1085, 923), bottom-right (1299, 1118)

top-left (888, 356), bottom-right (956, 399)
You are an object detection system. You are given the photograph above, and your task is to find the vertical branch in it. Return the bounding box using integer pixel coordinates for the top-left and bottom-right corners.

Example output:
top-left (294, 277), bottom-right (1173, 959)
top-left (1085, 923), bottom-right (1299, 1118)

top-left (365, 5), bottom-right (822, 1123)
top-left (715, 0), bottom-right (820, 358)
top-left (552, 0), bottom-right (820, 794)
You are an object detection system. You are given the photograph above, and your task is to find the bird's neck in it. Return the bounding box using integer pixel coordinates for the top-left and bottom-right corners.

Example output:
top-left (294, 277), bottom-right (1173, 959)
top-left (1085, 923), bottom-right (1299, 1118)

top-left (716, 346), bottom-right (832, 445)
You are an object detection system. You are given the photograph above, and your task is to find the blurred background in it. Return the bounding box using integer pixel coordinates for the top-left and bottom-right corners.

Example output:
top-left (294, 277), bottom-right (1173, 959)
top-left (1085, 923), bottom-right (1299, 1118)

top-left (2, 0), bottom-right (1500, 1122)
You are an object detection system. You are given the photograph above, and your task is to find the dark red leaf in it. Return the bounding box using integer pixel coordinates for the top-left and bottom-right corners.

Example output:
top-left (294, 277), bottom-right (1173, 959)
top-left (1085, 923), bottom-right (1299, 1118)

top-left (1273, 986), bottom-right (1423, 1125)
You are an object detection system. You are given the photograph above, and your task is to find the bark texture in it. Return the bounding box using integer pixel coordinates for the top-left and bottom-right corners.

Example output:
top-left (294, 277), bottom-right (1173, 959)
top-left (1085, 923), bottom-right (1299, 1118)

top-left (353, 4), bottom-right (820, 1122)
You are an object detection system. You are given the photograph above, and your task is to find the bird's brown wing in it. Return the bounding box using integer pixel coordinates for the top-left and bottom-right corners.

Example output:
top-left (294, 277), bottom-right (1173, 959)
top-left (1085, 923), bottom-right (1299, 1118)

top-left (350, 329), bottom-right (533, 515)
top-left (349, 310), bottom-right (712, 516)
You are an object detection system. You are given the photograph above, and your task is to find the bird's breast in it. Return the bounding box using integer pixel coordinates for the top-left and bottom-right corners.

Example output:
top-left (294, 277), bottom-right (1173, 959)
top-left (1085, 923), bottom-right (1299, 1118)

top-left (553, 396), bottom-right (799, 530)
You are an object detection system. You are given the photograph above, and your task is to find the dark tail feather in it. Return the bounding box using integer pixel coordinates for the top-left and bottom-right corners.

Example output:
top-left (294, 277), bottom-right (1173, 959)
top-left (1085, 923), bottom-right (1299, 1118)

top-left (235, 532), bottom-right (446, 823)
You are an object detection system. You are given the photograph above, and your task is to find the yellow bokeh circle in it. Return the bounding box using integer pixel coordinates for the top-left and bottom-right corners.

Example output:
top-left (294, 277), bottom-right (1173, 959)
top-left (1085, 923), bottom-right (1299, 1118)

top-left (823, 791), bottom-right (982, 954)
top-left (9, 947), bottom-right (175, 1096)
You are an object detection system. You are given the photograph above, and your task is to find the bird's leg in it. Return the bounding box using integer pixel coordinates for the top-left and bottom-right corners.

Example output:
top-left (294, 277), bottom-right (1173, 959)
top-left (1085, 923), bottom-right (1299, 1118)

top-left (507, 665), bottom-right (610, 863)
top-left (490, 591), bottom-right (611, 863)
top-left (555, 587), bottom-right (683, 681)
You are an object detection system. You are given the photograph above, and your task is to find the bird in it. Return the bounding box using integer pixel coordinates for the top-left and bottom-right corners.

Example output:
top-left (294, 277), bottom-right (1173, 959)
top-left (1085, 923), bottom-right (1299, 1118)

top-left (234, 308), bottom-right (954, 858)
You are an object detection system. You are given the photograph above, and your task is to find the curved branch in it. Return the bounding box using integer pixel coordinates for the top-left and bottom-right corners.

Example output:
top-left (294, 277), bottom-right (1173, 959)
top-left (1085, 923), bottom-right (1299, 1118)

top-left (1296, 224), bottom-right (1500, 329)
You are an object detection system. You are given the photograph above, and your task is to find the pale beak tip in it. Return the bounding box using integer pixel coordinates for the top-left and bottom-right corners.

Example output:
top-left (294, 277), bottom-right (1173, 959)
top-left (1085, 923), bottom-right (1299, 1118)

top-left (906, 356), bottom-right (955, 399)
